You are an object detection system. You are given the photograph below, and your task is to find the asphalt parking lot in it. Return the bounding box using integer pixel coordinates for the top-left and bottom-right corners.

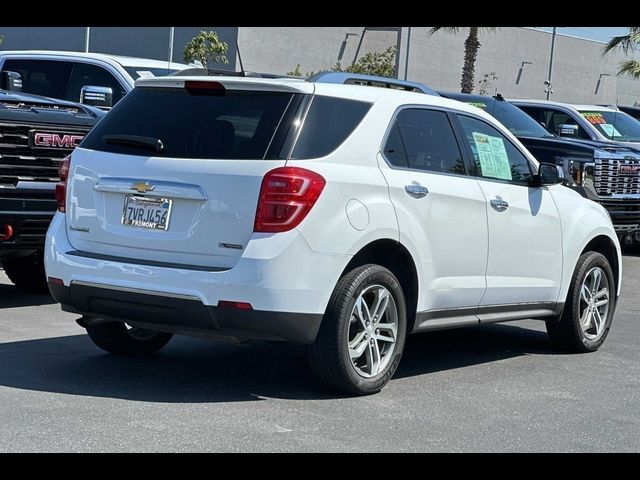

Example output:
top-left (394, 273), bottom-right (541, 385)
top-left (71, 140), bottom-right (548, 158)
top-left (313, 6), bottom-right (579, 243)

top-left (1, 255), bottom-right (639, 452)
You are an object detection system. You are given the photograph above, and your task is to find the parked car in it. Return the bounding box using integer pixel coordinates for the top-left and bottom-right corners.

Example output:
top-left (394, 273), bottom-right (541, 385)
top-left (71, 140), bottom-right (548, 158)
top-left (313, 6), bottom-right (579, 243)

top-left (0, 50), bottom-right (193, 109)
top-left (0, 77), bottom-right (105, 292)
top-left (511, 99), bottom-right (640, 150)
top-left (438, 91), bottom-right (640, 246)
top-left (45, 75), bottom-right (621, 395)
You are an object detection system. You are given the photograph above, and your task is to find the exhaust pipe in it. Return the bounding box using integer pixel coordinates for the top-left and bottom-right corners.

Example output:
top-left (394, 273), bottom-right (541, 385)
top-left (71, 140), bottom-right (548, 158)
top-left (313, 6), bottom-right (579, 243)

top-left (76, 316), bottom-right (113, 328)
top-left (0, 224), bottom-right (14, 241)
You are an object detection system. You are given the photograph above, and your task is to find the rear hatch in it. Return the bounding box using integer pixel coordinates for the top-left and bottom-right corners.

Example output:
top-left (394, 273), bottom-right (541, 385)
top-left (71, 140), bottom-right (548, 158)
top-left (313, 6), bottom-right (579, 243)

top-left (66, 77), bottom-right (313, 269)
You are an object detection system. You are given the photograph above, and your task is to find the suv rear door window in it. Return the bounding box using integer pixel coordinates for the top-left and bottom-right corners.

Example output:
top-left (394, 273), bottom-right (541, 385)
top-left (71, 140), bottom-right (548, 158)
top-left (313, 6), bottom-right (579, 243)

top-left (383, 108), bottom-right (466, 175)
top-left (290, 96), bottom-right (371, 159)
top-left (81, 87), bottom-right (296, 159)
top-left (2, 59), bottom-right (72, 99)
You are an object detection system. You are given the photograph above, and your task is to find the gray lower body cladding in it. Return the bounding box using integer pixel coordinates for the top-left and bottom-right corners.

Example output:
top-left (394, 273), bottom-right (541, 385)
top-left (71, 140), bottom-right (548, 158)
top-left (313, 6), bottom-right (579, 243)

top-left (48, 281), bottom-right (323, 344)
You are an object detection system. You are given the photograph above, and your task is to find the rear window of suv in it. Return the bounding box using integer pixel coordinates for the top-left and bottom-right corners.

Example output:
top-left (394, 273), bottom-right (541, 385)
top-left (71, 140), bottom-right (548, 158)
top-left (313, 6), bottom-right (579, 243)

top-left (290, 95), bottom-right (372, 159)
top-left (81, 87), bottom-right (297, 159)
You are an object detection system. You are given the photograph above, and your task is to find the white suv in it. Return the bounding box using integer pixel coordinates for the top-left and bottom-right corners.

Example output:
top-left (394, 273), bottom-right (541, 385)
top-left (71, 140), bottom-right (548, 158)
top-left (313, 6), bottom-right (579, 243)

top-left (45, 75), bottom-right (622, 395)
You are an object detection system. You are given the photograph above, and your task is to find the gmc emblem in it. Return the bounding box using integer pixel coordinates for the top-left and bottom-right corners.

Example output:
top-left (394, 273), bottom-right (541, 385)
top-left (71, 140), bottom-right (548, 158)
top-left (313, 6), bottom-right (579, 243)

top-left (30, 131), bottom-right (84, 149)
top-left (619, 165), bottom-right (640, 175)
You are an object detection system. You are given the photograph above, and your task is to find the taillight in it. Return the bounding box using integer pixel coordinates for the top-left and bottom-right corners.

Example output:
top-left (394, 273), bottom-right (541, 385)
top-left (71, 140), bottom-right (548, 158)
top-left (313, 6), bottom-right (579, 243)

top-left (218, 300), bottom-right (253, 310)
top-left (254, 167), bottom-right (325, 233)
top-left (55, 155), bottom-right (71, 213)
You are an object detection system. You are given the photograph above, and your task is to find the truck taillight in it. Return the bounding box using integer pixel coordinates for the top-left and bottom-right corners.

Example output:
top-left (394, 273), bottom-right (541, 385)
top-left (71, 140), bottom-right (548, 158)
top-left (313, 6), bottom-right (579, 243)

top-left (254, 167), bottom-right (325, 233)
top-left (55, 155), bottom-right (71, 213)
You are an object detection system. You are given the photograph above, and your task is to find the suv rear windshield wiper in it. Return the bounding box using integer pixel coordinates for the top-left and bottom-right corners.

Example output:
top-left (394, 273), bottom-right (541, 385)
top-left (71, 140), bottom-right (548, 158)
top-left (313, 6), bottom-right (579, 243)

top-left (103, 135), bottom-right (164, 152)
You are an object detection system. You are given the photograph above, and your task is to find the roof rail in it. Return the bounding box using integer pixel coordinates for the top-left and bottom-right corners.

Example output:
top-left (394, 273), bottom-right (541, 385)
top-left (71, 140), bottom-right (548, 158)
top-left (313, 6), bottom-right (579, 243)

top-left (307, 71), bottom-right (438, 96)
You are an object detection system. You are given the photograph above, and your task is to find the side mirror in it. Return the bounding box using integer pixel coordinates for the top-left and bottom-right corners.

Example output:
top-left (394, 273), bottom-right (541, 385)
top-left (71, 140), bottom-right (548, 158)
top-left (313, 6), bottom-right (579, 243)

top-left (536, 162), bottom-right (565, 186)
top-left (557, 123), bottom-right (579, 138)
top-left (0, 71), bottom-right (23, 92)
top-left (80, 85), bottom-right (113, 109)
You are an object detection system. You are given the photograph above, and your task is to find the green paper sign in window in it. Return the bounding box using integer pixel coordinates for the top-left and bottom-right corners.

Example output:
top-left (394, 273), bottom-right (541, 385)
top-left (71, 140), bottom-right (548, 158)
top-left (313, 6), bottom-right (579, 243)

top-left (472, 132), bottom-right (512, 181)
top-left (600, 123), bottom-right (622, 138)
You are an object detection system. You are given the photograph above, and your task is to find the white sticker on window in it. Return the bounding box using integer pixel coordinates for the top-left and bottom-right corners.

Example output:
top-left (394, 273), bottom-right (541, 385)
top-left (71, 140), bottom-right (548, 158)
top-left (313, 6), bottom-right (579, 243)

top-left (136, 71), bottom-right (156, 79)
top-left (600, 123), bottom-right (622, 138)
top-left (472, 132), bottom-right (512, 181)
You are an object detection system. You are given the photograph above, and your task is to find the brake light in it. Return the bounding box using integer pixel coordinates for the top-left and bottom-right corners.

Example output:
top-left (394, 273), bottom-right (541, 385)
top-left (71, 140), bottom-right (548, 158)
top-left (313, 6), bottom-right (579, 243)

top-left (184, 80), bottom-right (225, 92)
top-left (55, 154), bottom-right (71, 213)
top-left (254, 167), bottom-right (325, 233)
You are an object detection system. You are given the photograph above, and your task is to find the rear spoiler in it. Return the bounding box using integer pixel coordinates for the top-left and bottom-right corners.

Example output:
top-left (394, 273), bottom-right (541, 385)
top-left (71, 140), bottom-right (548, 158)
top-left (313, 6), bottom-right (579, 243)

top-left (135, 76), bottom-right (314, 94)
top-left (170, 68), bottom-right (439, 96)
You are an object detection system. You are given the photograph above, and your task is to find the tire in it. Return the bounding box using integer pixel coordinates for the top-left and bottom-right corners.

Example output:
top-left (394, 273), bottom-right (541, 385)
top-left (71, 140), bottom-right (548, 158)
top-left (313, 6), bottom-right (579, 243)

top-left (1, 252), bottom-right (48, 294)
top-left (307, 264), bottom-right (407, 396)
top-left (546, 251), bottom-right (616, 353)
top-left (85, 320), bottom-right (173, 356)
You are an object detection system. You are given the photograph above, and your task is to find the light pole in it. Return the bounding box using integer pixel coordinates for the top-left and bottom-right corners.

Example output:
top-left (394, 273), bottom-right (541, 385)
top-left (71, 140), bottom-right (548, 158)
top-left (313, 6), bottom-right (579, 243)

top-left (545, 27), bottom-right (557, 100)
top-left (404, 27), bottom-right (412, 80)
top-left (84, 27), bottom-right (91, 53)
top-left (168, 27), bottom-right (175, 70)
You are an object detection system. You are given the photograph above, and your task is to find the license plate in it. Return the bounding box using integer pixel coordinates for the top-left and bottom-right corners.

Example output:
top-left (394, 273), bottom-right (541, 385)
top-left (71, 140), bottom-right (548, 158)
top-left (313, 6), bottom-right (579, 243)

top-left (122, 195), bottom-right (172, 231)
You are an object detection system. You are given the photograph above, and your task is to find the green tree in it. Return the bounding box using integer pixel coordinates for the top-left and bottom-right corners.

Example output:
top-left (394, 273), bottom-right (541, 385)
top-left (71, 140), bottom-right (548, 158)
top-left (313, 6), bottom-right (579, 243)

top-left (183, 30), bottom-right (228, 68)
top-left (429, 27), bottom-right (498, 93)
top-left (288, 46), bottom-right (396, 79)
top-left (603, 27), bottom-right (640, 78)
top-left (0, 35), bottom-right (4, 47)
top-left (342, 46), bottom-right (397, 77)
top-left (286, 64), bottom-right (316, 77)
top-left (287, 64), bottom-right (303, 76)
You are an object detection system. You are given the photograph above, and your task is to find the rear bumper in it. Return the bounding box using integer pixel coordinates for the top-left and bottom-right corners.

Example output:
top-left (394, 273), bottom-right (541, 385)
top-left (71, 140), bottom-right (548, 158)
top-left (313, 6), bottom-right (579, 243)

top-left (49, 280), bottom-right (323, 344)
top-left (45, 212), bottom-right (351, 344)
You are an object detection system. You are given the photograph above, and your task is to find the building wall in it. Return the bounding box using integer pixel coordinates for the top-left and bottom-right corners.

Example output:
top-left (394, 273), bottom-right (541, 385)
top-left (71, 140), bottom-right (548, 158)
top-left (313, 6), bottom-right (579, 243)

top-left (237, 26), bottom-right (640, 106)
top-left (1, 26), bottom-right (639, 106)
top-left (0, 27), bottom-right (238, 67)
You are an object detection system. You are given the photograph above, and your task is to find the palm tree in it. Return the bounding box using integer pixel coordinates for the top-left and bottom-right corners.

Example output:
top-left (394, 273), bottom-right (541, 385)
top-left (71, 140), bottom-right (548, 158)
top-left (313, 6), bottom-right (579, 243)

top-left (429, 27), bottom-right (498, 93)
top-left (603, 27), bottom-right (640, 78)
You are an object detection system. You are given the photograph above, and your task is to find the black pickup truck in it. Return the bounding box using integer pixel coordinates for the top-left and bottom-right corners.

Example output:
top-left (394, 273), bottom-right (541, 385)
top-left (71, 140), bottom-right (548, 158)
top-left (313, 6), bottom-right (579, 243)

top-left (439, 91), bottom-right (640, 246)
top-left (0, 85), bottom-right (105, 292)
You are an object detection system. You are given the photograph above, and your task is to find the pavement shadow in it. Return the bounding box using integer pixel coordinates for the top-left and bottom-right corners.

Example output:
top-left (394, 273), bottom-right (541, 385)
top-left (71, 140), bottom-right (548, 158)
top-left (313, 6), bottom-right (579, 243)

top-left (0, 283), bottom-right (56, 309)
top-left (0, 322), bottom-right (555, 402)
top-left (396, 323), bottom-right (554, 379)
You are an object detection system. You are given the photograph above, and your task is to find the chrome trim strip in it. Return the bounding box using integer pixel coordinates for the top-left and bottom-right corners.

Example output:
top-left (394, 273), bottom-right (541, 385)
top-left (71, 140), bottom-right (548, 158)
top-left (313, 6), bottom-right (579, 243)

top-left (93, 178), bottom-right (207, 201)
top-left (65, 250), bottom-right (229, 272)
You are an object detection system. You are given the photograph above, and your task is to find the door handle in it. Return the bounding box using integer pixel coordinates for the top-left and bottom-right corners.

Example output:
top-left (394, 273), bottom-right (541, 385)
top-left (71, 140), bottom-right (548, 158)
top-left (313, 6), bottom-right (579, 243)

top-left (405, 184), bottom-right (429, 198)
top-left (490, 198), bottom-right (509, 212)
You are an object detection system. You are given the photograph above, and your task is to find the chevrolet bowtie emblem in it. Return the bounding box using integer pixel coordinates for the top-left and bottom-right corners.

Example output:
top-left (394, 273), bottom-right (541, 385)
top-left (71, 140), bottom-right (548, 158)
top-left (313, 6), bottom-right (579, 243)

top-left (131, 181), bottom-right (156, 194)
